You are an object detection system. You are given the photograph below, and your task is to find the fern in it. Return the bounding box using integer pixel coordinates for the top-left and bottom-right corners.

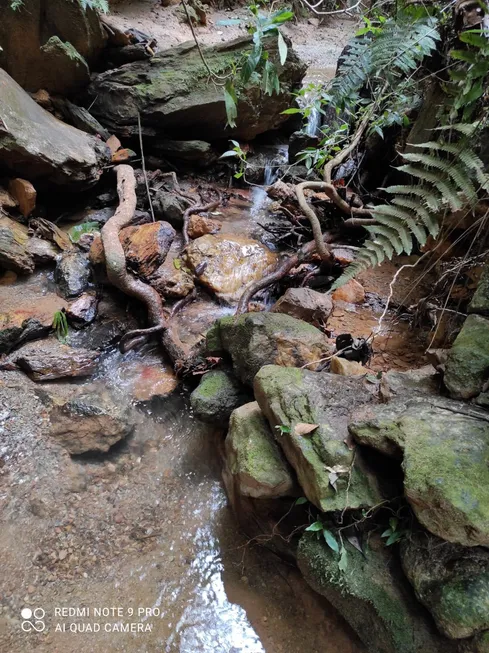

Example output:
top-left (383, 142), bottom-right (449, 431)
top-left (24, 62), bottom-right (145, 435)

top-left (331, 13), bottom-right (440, 110)
top-left (333, 134), bottom-right (489, 287)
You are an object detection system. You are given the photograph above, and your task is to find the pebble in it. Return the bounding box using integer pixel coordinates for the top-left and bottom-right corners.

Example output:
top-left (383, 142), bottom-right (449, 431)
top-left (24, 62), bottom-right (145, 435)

top-left (58, 550), bottom-right (68, 561)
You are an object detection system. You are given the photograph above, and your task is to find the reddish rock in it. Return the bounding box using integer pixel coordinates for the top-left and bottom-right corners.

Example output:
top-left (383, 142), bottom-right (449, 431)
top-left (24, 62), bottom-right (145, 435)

top-left (8, 178), bottom-right (36, 217)
top-left (90, 221), bottom-right (175, 279)
top-left (187, 214), bottom-right (222, 239)
top-left (332, 279), bottom-right (365, 305)
top-left (271, 287), bottom-right (333, 325)
top-left (106, 134), bottom-right (121, 154)
top-left (0, 216), bottom-right (34, 274)
top-left (4, 339), bottom-right (99, 380)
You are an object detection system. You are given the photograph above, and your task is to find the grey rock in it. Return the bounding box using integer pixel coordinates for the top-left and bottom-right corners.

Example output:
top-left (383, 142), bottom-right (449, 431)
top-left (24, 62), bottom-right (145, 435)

top-left (444, 314), bottom-right (489, 399)
top-left (55, 252), bottom-right (91, 298)
top-left (190, 370), bottom-right (251, 425)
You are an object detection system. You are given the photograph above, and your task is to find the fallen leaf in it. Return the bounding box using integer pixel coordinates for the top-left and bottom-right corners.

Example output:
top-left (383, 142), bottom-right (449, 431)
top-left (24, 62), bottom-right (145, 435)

top-left (294, 423), bottom-right (319, 436)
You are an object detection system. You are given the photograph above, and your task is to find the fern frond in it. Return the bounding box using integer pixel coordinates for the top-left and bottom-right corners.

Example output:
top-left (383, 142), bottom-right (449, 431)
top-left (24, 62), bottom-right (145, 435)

top-left (397, 164), bottom-right (464, 210)
top-left (391, 196), bottom-right (438, 238)
top-left (384, 184), bottom-right (442, 212)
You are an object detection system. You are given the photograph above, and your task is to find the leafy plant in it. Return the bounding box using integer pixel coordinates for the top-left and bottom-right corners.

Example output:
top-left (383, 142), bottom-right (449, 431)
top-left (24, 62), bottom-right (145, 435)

top-left (275, 424), bottom-right (292, 435)
top-left (223, 5), bottom-right (293, 127)
top-left (52, 310), bottom-right (68, 341)
top-left (381, 517), bottom-right (406, 546)
top-left (219, 140), bottom-right (248, 178)
top-left (68, 221), bottom-right (99, 244)
top-left (305, 519), bottom-right (348, 570)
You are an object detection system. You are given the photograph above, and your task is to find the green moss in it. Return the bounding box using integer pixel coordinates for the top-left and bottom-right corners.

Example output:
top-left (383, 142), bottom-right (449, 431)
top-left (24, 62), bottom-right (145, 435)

top-left (190, 370), bottom-right (250, 425)
top-left (444, 314), bottom-right (489, 399)
top-left (438, 574), bottom-right (489, 635)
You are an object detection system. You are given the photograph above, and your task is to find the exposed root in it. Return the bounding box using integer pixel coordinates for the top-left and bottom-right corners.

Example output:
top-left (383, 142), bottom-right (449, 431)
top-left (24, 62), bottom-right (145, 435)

top-left (236, 232), bottom-right (334, 314)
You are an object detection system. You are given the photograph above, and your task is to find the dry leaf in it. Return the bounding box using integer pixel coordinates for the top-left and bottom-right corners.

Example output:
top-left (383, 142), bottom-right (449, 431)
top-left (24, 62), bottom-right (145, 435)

top-left (294, 422), bottom-right (319, 436)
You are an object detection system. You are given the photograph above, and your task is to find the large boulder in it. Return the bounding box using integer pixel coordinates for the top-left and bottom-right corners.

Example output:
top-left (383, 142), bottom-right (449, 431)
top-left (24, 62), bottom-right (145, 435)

top-left (184, 234), bottom-right (278, 304)
top-left (444, 314), bottom-right (489, 399)
top-left (48, 389), bottom-right (134, 454)
top-left (349, 398), bottom-right (489, 547)
top-left (297, 533), bottom-right (458, 653)
top-left (0, 69), bottom-right (110, 189)
top-left (190, 370), bottom-right (251, 425)
top-left (0, 0), bottom-right (106, 94)
top-left (86, 36), bottom-right (306, 142)
top-left (207, 312), bottom-right (334, 385)
top-left (224, 401), bottom-right (295, 499)
top-left (254, 365), bottom-right (383, 512)
top-left (401, 532), bottom-right (489, 640)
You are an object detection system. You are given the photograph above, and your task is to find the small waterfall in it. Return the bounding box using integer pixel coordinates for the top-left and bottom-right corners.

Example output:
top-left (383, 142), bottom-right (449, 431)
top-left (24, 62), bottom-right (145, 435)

top-left (250, 145), bottom-right (288, 218)
top-left (305, 104), bottom-right (321, 136)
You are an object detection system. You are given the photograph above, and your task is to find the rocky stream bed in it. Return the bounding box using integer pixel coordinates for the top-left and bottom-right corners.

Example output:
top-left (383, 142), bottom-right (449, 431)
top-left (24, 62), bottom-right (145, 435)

top-left (1, 2), bottom-right (489, 653)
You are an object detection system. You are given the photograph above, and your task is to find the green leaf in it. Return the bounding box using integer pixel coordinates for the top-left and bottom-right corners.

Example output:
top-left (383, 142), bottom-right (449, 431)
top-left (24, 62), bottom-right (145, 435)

top-left (386, 531), bottom-right (402, 546)
top-left (224, 80), bottom-right (238, 128)
top-left (173, 258), bottom-right (182, 270)
top-left (281, 107), bottom-right (302, 115)
top-left (219, 150), bottom-right (238, 159)
top-left (305, 521), bottom-right (323, 532)
top-left (458, 30), bottom-right (489, 48)
top-left (381, 529), bottom-right (392, 538)
top-left (277, 31), bottom-right (288, 66)
top-left (389, 517), bottom-right (398, 531)
top-left (338, 546), bottom-right (348, 572)
top-left (323, 529), bottom-right (339, 553)
top-left (68, 221), bottom-right (99, 243)
top-left (295, 497), bottom-right (308, 505)
top-left (450, 49), bottom-right (478, 63)
top-left (270, 9), bottom-right (293, 24)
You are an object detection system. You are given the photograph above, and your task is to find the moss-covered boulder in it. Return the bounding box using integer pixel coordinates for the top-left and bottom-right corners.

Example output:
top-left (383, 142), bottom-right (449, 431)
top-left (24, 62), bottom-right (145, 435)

top-left (208, 312), bottom-right (334, 385)
top-left (224, 402), bottom-right (295, 499)
top-left (401, 532), bottom-right (489, 640)
top-left (349, 398), bottom-right (489, 547)
top-left (0, 0), bottom-right (105, 94)
top-left (190, 370), bottom-right (250, 424)
top-left (253, 365), bottom-right (383, 512)
top-left (444, 314), bottom-right (489, 399)
top-left (297, 533), bottom-right (456, 653)
top-left (469, 264), bottom-right (489, 316)
top-left (86, 36), bottom-right (306, 142)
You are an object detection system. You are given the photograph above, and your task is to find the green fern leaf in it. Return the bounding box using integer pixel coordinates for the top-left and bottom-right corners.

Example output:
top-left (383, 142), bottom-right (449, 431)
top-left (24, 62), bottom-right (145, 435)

top-left (397, 165), bottom-right (464, 210)
top-left (383, 184), bottom-right (442, 212)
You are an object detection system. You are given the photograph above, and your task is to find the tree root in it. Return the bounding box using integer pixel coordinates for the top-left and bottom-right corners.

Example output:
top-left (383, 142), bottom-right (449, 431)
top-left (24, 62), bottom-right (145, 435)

top-left (102, 165), bottom-right (191, 369)
top-left (236, 232), bottom-right (335, 314)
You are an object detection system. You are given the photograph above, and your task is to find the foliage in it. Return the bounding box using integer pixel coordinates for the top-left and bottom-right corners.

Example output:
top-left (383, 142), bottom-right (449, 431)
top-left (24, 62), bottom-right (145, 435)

top-left (223, 5), bottom-right (293, 127)
top-left (219, 139), bottom-right (248, 178)
top-left (305, 519), bottom-right (348, 571)
top-left (52, 310), bottom-right (68, 341)
top-left (381, 517), bottom-right (406, 546)
top-left (68, 221), bottom-right (99, 244)
top-left (275, 424), bottom-right (292, 435)
top-left (79, 0), bottom-right (109, 13)
top-left (9, 0), bottom-right (23, 9)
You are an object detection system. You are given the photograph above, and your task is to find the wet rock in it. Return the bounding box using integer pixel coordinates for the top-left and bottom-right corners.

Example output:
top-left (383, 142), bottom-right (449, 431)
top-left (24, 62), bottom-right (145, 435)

top-left (120, 221), bottom-right (175, 279)
top-left (469, 264), bottom-right (489, 316)
top-left (152, 191), bottom-right (191, 227)
top-left (349, 398), bottom-right (489, 547)
top-left (87, 36), bottom-right (306, 141)
top-left (271, 287), bottom-right (333, 325)
top-left (48, 390), bottom-right (133, 454)
top-left (8, 178), bottom-right (36, 217)
top-left (209, 312), bottom-right (334, 385)
top-left (0, 69), bottom-right (110, 189)
top-left (0, 0), bottom-right (106, 94)
top-left (224, 402), bottom-right (295, 498)
top-left (0, 288), bottom-right (67, 353)
top-left (332, 279), bottom-right (365, 304)
top-left (330, 356), bottom-right (366, 376)
top-left (254, 365), bottom-right (382, 512)
top-left (26, 237), bottom-right (59, 265)
top-left (0, 186), bottom-right (18, 211)
top-left (444, 315), bottom-right (489, 399)
top-left (0, 216), bottom-right (34, 274)
top-left (297, 533), bottom-right (457, 653)
top-left (149, 261), bottom-right (195, 299)
top-left (184, 235), bottom-right (278, 304)
top-left (65, 293), bottom-right (98, 327)
top-left (5, 339), bottom-right (99, 380)
top-left (288, 131), bottom-right (320, 164)
top-left (126, 363), bottom-right (179, 402)
top-left (54, 252), bottom-right (91, 298)
top-left (66, 207), bottom-right (116, 225)
top-left (187, 214), bottom-right (222, 239)
top-left (152, 139), bottom-right (218, 166)
top-left (401, 531), bottom-right (489, 640)
top-left (190, 370), bottom-right (251, 425)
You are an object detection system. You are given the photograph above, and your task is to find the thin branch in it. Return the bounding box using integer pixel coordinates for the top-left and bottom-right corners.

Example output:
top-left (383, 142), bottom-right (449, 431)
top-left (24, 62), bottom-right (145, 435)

top-left (137, 112), bottom-right (155, 223)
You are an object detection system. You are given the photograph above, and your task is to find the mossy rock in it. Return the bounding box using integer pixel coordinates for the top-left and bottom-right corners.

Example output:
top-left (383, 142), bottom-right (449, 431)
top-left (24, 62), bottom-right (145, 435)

top-left (469, 264), bottom-right (489, 316)
top-left (190, 370), bottom-right (250, 425)
top-left (297, 533), bottom-right (457, 653)
top-left (87, 35), bottom-right (306, 142)
top-left (444, 314), bottom-right (489, 399)
top-left (253, 365), bottom-right (384, 512)
top-left (224, 401), bottom-right (295, 498)
top-left (349, 397), bottom-right (489, 547)
top-left (401, 531), bottom-right (489, 640)
top-left (215, 311), bottom-right (333, 385)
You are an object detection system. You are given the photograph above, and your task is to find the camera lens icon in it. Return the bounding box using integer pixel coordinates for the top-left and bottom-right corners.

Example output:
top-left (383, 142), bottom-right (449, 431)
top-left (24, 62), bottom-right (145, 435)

top-left (21, 607), bottom-right (46, 633)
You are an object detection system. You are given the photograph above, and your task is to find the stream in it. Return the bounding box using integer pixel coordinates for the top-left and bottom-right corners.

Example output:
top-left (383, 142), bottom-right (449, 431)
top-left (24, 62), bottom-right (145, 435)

top-left (0, 183), bottom-right (363, 653)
